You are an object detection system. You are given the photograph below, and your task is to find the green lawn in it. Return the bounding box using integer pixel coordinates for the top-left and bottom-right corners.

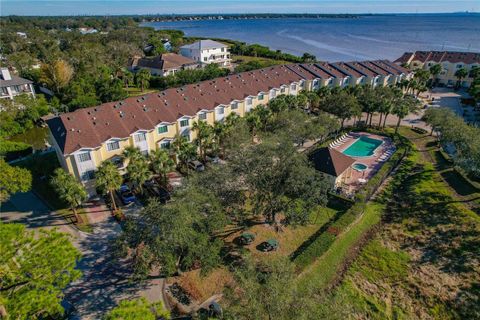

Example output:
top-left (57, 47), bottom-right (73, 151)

top-left (297, 201), bottom-right (384, 292)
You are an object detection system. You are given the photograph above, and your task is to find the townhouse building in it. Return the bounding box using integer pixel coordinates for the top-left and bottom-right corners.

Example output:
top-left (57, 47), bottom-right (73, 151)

top-left (180, 40), bottom-right (231, 67)
top-left (0, 68), bottom-right (35, 100)
top-left (47, 60), bottom-right (412, 195)
top-left (395, 51), bottom-right (480, 87)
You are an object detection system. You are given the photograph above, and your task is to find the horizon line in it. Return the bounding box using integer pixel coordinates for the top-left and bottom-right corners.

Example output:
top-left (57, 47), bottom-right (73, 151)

top-left (1, 11), bottom-right (479, 17)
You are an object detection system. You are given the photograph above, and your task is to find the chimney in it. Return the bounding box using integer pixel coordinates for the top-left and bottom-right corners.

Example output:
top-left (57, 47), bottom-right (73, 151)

top-left (1, 68), bottom-right (12, 81)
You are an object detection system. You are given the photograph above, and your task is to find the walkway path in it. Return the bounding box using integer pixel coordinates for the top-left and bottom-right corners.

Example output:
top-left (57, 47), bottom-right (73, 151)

top-left (0, 191), bottom-right (80, 239)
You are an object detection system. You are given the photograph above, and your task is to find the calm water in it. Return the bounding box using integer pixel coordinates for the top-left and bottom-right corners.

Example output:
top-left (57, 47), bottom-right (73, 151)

top-left (143, 14), bottom-right (480, 61)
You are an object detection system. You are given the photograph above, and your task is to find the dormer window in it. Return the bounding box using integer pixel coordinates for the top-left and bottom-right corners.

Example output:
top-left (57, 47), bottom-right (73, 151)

top-left (107, 141), bottom-right (120, 151)
top-left (258, 93), bottom-right (264, 100)
top-left (158, 125), bottom-right (168, 134)
top-left (290, 84), bottom-right (297, 91)
top-left (134, 132), bottom-right (147, 142)
top-left (180, 119), bottom-right (189, 127)
top-left (78, 152), bottom-right (91, 162)
top-left (216, 107), bottom-right (224, 115)
top-left (199, 112), bottom-right (207, 120)
top-left (231, 102), bottom-right (238, 110)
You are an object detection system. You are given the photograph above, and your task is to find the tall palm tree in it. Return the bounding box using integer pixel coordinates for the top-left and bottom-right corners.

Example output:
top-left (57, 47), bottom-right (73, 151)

top-left (192, 120), bottom-right (213, 162)
top-left (135, 69), bottom-right (151, 92)
top-left (50, 168), bottom-right (87, 222)
top-left (150, 149), bottom-right (175, 186)
top-left (172, 135), bottom-right (197, 174)
top-left (212, 113), bottom-right (238, 159)
top-left (429, 64), bottom-right (442, 87)
top-left (455, 68), bottom-right (468, 89)
top-left (246, 111), bottom-right (261, 142)
top-left (392, 94), bottom-right (420, 134)
top-left (123, 69), bottom-right (134, 89)
top-left (126, 155), bottom-right (150, 194)
top-left (123, 146), bottom-right (143, 163)
top-left (95, 161), bottom-right (123, 211)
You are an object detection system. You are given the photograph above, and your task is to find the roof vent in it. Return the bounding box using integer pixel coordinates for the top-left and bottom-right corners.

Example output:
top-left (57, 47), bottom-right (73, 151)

top-left (132, 115), bottom-right (136, 119)
top-left (119, 111), bottom-right (125, 118)
top-left (70, 128), bottom-right (75, 131)
top-left (94, 108), bottom-right (98, 112)
top-left (105, 121), bottom-right (109, 126)
top-left (93, 122), bottom-right (96, 126)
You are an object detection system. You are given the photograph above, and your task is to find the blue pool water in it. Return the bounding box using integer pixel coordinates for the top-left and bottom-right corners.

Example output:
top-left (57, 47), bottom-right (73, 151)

top-left (343, 136), bottom-right (383, 157)
top-left (352, 163), bottom-right (368, 171)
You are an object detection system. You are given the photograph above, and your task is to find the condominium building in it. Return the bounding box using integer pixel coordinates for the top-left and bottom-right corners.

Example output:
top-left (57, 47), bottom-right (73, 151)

top-left (180, 40), bottom-right (231, 67)
top-left (0, 68), bottom-right (35, 100)
top-left (395, 51), bottom-right (480, 87)
top-left (47, 60), bottom-right (412, 195)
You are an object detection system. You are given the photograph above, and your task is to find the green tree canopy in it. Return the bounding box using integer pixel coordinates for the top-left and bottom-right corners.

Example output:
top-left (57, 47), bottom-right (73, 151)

top-left (0, 158), bottom-right (32, 202)
top-left (0, 223), bottom-right (81, 320)
top-left (95, 161), bottom-right (123, 211)
top-left (50, 168), bottom-right (88, 221)
top-left (116, 192), bottom-right (226, 277)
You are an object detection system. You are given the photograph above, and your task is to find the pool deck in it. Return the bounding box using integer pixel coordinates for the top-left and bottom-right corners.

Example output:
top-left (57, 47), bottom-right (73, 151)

top-left (331, 132), bottom-right (394, 195)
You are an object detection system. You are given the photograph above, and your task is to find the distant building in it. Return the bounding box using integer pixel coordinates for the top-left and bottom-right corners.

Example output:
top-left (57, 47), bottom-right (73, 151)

top-left (395, 51), bottom-right (480, 88)
top-left (309, 147), bottom-right (355, 190)
top-left (0, 68), bottom-right (35, 100)
top-left (128, 53), bottom-right (198, 77)
top-left (78, 27), bottom-right (98, 35)
top-left (180, 39), bottom-right (231, 67)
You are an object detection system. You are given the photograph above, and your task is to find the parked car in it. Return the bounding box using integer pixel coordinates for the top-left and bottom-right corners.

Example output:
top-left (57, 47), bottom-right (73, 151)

top-left (188, 160), bottom-right (205, 172)
top-left (144, 179), bottom-right (171, 204)
top-left (116, 184), bottom-right (136, 205)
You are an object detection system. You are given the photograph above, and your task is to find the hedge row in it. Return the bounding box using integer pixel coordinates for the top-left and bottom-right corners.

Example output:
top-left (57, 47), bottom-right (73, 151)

top-left (292, 133), bottom-right (409, 271)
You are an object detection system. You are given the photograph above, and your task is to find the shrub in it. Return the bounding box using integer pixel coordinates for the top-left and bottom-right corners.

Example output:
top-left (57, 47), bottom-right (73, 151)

top-left (0, 139), bottom-right (32, 161)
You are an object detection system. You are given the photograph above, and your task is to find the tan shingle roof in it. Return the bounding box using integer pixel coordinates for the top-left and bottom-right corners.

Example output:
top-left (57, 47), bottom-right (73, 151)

top-left (309, 147), bottom-right (355, 177)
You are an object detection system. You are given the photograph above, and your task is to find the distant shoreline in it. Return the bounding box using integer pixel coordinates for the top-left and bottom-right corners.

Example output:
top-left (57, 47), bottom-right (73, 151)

top-left (1, 12), bottom-right (478, 19)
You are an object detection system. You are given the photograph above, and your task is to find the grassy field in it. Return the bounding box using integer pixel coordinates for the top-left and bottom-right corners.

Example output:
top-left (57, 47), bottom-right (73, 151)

top-left (315, 128), bottom-right (480, 319)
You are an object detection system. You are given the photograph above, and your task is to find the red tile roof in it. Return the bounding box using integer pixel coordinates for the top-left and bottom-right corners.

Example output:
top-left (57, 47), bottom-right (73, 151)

top-left (331, 62), bottom-right (364, 78)
top-left (394, 51), bottom-right (480, 65)
top-left (346, 61), bottom-right (379, 78)
top-left (48, 61), bottom-right (405, 155)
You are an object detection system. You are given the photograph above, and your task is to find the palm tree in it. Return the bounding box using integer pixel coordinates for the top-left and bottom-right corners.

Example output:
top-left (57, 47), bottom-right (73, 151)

top-left (212, 113), bottom-right (238, 159)
top-left (50, 168), bottom-right (87, 222)
top-left (192, 120), bottom-right (213, 162)
top-left (246, 111), bottom-right (261, 142)
top-left (392, 94), bottom-right (420, 134)
top-left (123, 146), bottom-right (149, 192)
top-left (123, 146), bottom-right (143, 163)
top-left (429, 64), bottom-right (442, 87)
top-left (123, 70), bottom-right (134, 89)
top-left (95, 161), bottom-right (123, 212)
top-left (383, 87), bottom-right (402, 128)
top-left (126, 155), bottom-right (151, 194)
top-left (135, 69), bottom-right (151, 92)
top-left (455, 68), bottom-right (468, 89)
top-left (172, 135), bottom-right (197, 174)
top-left (150, 149), bottom-right (175, 186)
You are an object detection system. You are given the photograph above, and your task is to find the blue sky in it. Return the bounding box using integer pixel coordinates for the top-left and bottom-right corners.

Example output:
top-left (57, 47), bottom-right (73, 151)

top-left (1, 0), bottom-right (479, 16)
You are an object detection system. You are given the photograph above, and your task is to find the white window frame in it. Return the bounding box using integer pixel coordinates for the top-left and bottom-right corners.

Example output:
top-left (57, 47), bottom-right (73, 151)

top-left (78, 152), bottom-right (91, 162)
top-left (106, 140), bottom-right (120, 152)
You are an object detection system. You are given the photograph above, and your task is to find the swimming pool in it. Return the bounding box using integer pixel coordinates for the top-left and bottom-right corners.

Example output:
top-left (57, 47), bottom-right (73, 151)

top-left (343, 136), bottom-right (383, 157)
top-left (352, 163), bottom-right (368, 171)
